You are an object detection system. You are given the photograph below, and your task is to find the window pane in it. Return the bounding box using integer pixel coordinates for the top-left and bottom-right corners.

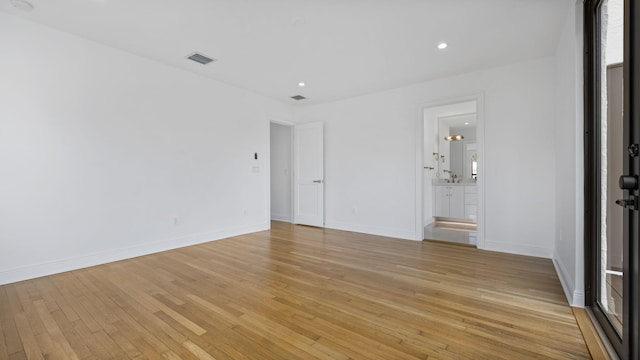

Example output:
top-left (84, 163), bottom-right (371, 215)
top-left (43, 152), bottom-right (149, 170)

top-left (598, 0), bottom-right (624, 336)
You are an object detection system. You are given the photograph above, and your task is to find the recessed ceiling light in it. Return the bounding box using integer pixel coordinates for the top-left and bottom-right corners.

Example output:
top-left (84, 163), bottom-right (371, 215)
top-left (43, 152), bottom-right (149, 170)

top-left (10, 0), bottom-right (34, 11)
top-left (298, 82), bottom-right (305, 87)
top-left (437, 42), bottom-right (448, 50)
top-left (464, 122), bottom-right (469, 125)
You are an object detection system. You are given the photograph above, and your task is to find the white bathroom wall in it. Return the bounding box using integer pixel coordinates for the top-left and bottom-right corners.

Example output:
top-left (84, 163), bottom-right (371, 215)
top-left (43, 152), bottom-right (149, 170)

top-left (605, 0), bottom-right (624, 65)
top-left (553, 0), bottom-right (585, 306)
top-left (438, 123), bottom-right (452, 179)
top-left (270, 123), bottom-right (292, 222)
top-left (0, 13), bottom-right (290, 284)
top-left (294, 57), bottom-right (557, 257)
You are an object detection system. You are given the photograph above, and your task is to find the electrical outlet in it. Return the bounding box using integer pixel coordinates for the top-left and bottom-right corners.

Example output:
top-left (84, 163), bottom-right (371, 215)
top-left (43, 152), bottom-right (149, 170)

top-left (352, 207), bottom-right (357, 214)
top-left (173, 217), bottom-right (179, 225)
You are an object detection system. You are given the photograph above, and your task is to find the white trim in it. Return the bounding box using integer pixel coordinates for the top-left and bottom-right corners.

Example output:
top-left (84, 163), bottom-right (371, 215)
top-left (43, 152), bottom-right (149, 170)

top-left (417, 94), bottom-right (486, 246)
top-left (267, 120), bottom-right (272, 225)
top-left (270, 119), bottom-right (296, 127)
top-left (415, 109), bottom-right (424, 239)
top-left (573, 0), bottom-right (586, 309)
top-left (553, 256), bottom-right (577, 306)
top-left (271, 214), bottom-right (292, 222)
top-left (291, 121), bottom-right (298, 225)
top-left (572, 291), bottom-right (586, 307)
top-left (0, 223), bottom-right (269, 286)
top-left (476, 94), bottom-right (486, 250)
top-left (326, 221), bottom-right (420, 241)
top-left (484, 240), bottom-right (553, 259)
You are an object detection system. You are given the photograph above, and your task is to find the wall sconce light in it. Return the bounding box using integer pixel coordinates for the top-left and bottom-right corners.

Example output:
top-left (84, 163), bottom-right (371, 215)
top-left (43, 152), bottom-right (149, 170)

top-left (444, 135), bottom-right (464, 141)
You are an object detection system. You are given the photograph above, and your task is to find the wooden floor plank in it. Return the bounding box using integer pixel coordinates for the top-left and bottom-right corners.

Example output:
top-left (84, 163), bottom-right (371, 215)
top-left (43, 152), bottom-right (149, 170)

top-left (13, 313), bottom-right (44, 360)
top-left (0, 221), bottom-right (591, 359)
top-left (573, 307), bottom-right (613, 360)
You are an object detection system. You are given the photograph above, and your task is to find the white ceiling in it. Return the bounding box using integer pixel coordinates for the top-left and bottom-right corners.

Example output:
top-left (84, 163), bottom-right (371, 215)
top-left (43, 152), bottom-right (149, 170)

top-left (1, 0), bottom-right (572, 106)
top-left (442, 113), bottom-right (476, 130)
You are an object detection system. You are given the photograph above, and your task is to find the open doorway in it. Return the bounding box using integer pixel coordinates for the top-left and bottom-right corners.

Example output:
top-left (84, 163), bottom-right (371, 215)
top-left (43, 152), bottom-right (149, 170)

top-left (420, 97), bottom-right (484, 247)
top-left (270, 122), bottom-right (293, 222)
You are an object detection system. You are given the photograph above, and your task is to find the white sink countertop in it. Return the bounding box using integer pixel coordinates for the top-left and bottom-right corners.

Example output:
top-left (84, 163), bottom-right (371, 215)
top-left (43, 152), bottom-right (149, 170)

top-left (432, 180), bottom-right (477, 186)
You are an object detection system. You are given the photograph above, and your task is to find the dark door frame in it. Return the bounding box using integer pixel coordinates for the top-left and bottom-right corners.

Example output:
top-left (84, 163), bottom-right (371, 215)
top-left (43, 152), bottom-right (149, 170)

top-left (625, 2), bottom-right (640, 359)
top-left (584, 1), bottom-right (640, 358)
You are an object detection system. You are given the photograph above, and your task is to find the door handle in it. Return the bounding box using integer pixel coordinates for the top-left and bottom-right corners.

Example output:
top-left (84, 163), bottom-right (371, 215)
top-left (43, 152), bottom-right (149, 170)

top-left (616, 198), bottom-right (636, 210)
top-left (619, 175), bottom-right (639, 190)
top-left (313, 179), bottom-right (323, 184)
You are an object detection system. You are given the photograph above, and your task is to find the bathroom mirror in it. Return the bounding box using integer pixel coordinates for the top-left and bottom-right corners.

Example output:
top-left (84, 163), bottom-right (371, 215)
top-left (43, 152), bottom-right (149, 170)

top-left (437, 113), bottom-right (477, 181)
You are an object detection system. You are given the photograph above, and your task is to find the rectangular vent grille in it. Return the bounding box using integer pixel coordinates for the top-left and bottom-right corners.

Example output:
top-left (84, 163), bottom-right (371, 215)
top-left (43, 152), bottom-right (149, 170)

top-left (291, 95), bottom-right (306, 101)
top-left (187, 52), bottom-right (216, 65)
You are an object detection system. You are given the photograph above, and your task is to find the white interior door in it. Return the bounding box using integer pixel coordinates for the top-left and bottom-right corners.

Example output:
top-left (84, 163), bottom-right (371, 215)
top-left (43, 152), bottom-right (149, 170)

top-left (293, 122), bottom-right (324, 227)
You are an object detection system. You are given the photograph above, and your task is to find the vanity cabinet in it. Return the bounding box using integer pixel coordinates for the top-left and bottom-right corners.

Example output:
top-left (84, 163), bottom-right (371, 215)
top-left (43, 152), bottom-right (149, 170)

top-left (464, 185), bottom-right (478, 221)
top-left (434, 185), bottom-right (464, 219)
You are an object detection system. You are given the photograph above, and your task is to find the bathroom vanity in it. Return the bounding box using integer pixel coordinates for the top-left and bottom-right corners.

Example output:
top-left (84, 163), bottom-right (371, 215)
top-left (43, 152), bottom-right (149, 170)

top-left (433, 182), bottom-right (477, 222)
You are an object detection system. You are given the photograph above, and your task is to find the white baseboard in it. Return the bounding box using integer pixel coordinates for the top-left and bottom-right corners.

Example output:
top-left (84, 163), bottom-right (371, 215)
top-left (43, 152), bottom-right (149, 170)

top-left (270, 214), bottom-right (292, 222)
top-left (0, 222), bottom-right (269, 286)
top-left (553, 256), bottom-right (585, 307)
top-left (553, 256), bottom-right (576, 305)
top-left (483, 240), bottom-right (553, 259)
top-left (325, 221), bottom-right (419, 241)
top-left (572, 290), bottom-right (585, 307)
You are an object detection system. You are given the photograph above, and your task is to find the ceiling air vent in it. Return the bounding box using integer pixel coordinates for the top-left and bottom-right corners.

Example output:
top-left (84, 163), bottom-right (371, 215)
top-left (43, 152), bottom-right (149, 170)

top-left (291, 95), bottom-right (306, 101)
top-left (186, 52), bottom-right (216, 65)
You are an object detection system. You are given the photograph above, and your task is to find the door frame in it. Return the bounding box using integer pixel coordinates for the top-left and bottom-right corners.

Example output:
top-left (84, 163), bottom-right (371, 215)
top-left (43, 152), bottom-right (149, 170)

top-left (584, 0), bottom-right (640, 358)
top-left (628, 3), bottom-right (640, 358)
top-left (416, 93), bottom-right (485, 246)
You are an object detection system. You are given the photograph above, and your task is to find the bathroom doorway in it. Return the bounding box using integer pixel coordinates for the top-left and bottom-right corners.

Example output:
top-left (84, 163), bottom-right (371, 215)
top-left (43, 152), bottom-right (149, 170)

top-left (420, 97), bottom-right (484, 247)
top-left (270, 122), bottom-right (293, 222)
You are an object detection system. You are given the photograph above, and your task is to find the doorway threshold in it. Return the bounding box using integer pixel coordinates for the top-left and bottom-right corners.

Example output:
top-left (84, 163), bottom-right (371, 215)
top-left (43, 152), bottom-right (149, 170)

top-left (424, 220), bottom-right (477, 246)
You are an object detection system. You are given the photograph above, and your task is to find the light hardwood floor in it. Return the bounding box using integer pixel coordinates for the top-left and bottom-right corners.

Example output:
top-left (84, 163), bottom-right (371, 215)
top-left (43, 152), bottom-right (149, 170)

top-left (0, 221), bottom-right (590, 359)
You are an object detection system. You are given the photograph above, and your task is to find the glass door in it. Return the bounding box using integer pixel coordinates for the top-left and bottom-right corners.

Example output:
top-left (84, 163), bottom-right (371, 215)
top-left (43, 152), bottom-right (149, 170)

top-left (585, 0), bottom-right (640, 358)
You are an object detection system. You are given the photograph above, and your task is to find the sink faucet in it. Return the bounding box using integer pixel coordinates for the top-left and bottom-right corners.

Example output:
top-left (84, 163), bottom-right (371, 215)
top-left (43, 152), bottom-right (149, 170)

top-left (443, 170), bottom-right (457, 183)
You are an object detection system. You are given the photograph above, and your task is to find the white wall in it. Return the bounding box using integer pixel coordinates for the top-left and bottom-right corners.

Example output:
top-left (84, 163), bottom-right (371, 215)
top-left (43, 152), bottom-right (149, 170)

top-left (270, 123), bottom-right (292, 222)
top-left (294, 57), bottom-right (557, 258)
top-left (0, 13), bottom-right (290, 285)
top-left (605, 0), bottom-right (624, 66)
top-left (437, 123), bottom-right (452, 180)
top-left (0, 7), bottom-right (585, 294)
top-left (553, 0), bottom-right (585, 307)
